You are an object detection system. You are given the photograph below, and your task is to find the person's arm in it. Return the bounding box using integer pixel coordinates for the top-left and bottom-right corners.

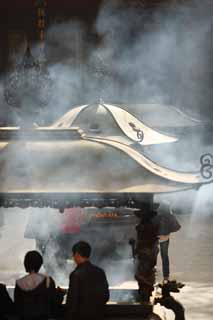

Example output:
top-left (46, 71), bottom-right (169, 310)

top-left (14, 282), bottom-right (23, 316)
top-left (65, 272), bottom-right (81, 320)
top-left (47, 277), bottom-right (60, 317)
top-left (101, 271), bottom-right (110, 304)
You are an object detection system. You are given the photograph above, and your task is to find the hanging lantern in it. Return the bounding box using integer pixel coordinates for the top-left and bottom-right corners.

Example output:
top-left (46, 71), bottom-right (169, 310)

top-left (4, 45), bottom-right (53, 112)
top-left (4, 0), bottom-right (53, 124)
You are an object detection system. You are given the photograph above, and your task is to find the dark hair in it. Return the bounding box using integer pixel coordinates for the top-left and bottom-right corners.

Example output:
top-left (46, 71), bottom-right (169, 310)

top-left (24, 250), bottom-right (43, 273)
top-left (72, 241), bottom-right (91, 258)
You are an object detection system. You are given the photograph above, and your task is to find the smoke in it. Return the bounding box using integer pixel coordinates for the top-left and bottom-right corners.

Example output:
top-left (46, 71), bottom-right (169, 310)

top-left (0, 206), bottom-right (136, 287)
top-left (0, 208), bottom-right (35, 284)
top-left (92, 0), bottom-right (213, 116)
top-left (44, 0), bottom-right (213, 126)
top-left (1, 0), bottom-right (212, 123)
top-left (0, 0), bottom-right (213, 290)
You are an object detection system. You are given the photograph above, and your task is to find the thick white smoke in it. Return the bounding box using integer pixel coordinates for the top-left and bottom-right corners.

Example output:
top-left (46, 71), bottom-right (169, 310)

top-left (0, 0), bottom-right (213, 293)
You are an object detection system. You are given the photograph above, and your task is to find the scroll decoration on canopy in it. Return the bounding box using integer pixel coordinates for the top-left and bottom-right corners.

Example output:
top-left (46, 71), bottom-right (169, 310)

top-left (200, 153), bottom-right (213, 180)
top-left (129, 122), bottom-right (144, 142)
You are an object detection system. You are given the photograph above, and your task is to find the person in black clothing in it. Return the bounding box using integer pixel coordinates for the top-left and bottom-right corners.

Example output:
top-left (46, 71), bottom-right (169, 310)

top-left (0, 283), bottom-right (15, 319)
top-left (14, 250), bottom-right (64, 320)
top-left (65, 241), bottom-right (109, 320)
top-left (154, 202), bottom-right (181, 282)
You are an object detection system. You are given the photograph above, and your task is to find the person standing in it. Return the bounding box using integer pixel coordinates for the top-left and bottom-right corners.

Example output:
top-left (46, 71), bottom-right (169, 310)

top-left (155, 202), bottom-right (181, 283)
top-left (0, 283), bottom-right (15, 319)
top-left (14, 250), bottom-right (64, 320)
top-left (159, 233), bottom-right (170, 282)
top-left (65, 241), bottom-right (109, 320)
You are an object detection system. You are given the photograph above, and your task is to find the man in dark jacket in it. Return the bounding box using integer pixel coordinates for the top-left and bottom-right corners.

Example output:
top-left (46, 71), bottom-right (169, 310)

top-left (65, 241), bottom-right (109, 320)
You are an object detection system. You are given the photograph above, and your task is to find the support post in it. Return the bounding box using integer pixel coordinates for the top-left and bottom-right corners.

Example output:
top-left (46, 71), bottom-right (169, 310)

top-left (134, 205), bottom-right (159, 303)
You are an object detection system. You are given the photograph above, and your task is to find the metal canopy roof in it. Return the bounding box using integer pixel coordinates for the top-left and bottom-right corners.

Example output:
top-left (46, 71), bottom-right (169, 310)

top-left (0, 102), bottom-right (210, 208)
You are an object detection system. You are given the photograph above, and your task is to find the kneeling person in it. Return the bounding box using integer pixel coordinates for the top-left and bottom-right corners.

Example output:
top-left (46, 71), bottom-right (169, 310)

top-left (65, 241), bottom-right (109, 320)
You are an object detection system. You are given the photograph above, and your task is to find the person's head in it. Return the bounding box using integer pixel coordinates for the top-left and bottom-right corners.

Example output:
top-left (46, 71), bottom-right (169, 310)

top-left (159, 200), bottom-right (172, 214)
top-left (24, 250), bottom-right (43, 273)
top-left (72, 241), bottom-right (91, 265)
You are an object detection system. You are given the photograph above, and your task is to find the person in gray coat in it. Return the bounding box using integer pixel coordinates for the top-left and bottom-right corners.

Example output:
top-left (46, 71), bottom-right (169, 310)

top-left (14, 250), bottom-right (64, 320)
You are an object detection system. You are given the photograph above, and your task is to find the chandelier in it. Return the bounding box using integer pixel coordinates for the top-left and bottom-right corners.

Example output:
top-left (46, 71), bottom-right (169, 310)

top-left (4, 46), bottom-right (52, 109)
top-left (4, 0), bottom-right (53, 123)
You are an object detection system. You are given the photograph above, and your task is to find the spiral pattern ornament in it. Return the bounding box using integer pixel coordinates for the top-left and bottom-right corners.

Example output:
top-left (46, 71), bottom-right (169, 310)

top-left (200, 153), bottom-right (213, 180)
top-left (129, 122), bottom-right (144, 142)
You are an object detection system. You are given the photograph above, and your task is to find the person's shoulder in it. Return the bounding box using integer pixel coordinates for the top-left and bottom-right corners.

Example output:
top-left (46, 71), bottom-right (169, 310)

top-left (45, 275), bottom-right (56, 288)
top-left (70, 265), bottom-right (82, 279)
top-left (15, 274), bottom-right (29, 287)
top-left (49, 275), bottom-right (55, 283)
top-left (0, 283), bottom-right (8, 293)
top-left (90, 263), bottom-right (107, 276)
top-left (75, 262), bottom-right (104, 274)
top-left (16, 273), bottom-right (48, 291)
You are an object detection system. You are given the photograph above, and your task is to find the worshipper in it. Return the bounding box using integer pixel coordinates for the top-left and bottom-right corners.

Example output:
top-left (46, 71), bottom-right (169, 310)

top-left (155, 202), bottom-right (181, 282)
top-left (65, 241), bottom-right (109, 320)
top-left (0, 283), bottom-right (15, 319)
top-left (14, 250), bottom-right (64, 320)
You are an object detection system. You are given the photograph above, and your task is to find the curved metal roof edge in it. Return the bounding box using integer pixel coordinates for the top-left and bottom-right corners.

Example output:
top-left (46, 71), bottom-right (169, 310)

top-left (52, 104), bottom-right (89, 128)
top-left (51, 101), bottom-right (178, 145)
top-left (84, 135), bottom-right (209, 186)
top-left (170, 105), bottom-right (204, 124)
top-left (117, 102), bottom-right (206, 126)
top-left (103, 103), bottom-right (178, 144)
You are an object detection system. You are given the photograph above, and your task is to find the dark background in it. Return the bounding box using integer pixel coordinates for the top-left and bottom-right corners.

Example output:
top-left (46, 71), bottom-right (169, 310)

top-left (0, 0), bottom-right (213, 124)
top-left (0, 1), bottom-right (171, 72)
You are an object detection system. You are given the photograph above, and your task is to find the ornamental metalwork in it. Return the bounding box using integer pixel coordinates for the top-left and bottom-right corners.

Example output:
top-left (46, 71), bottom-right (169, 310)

top-left (0, 192), bottom-right (151, 209)
top-left (4, 0), bottom-right (52, 123)
top-left (4, 46), bottom-right (52, 110)
top-left (200, 153), bottom-right (213, 180)
top-left (129, 122), bottom-right (144, 142)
